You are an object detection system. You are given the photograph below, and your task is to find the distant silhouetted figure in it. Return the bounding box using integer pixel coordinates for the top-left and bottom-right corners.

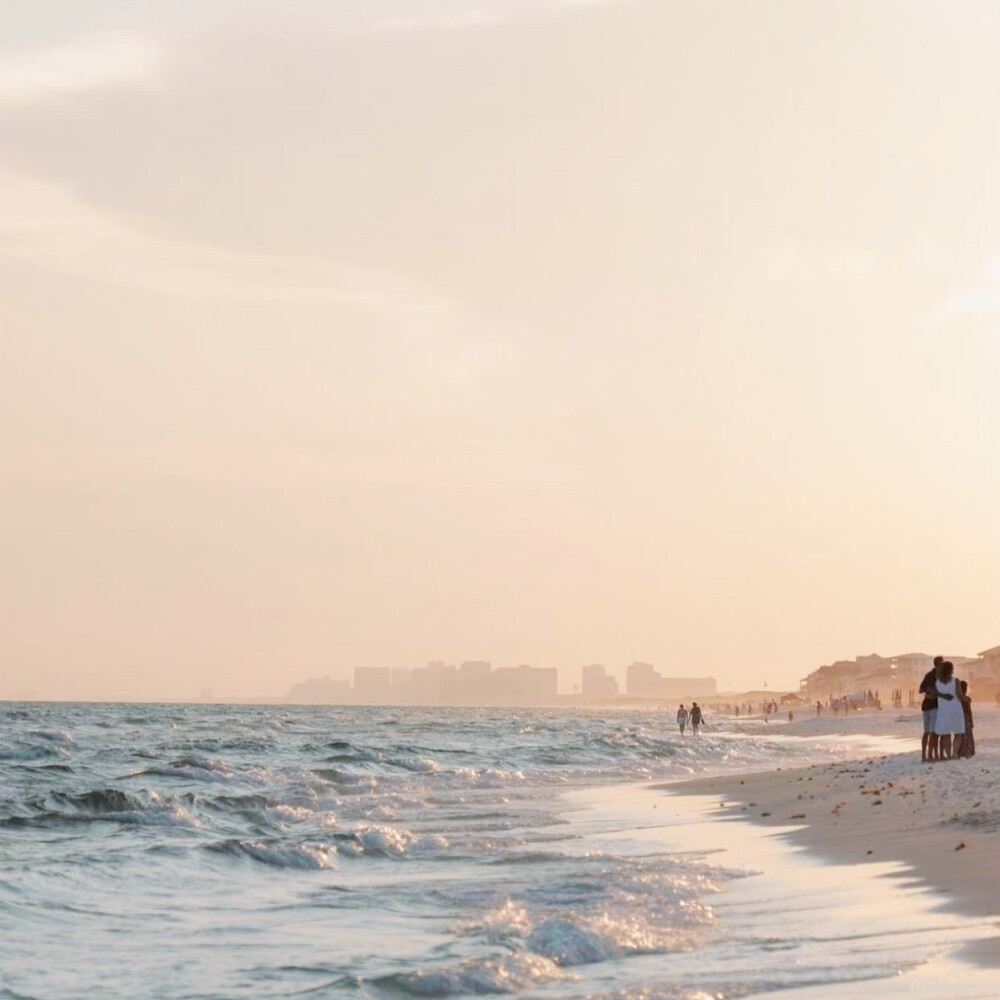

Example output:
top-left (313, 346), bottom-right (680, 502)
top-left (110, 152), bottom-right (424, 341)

top-left (676, 704), bottom-right (688, 735)
top-left (690, 702), bottom-right (703, 734)
top-left (816, 700), bottom-right (822, 717)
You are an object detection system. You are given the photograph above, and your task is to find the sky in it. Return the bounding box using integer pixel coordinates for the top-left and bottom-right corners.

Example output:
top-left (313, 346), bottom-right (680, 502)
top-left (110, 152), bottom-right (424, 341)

top-left (1, 0), bottom-right (998, 701)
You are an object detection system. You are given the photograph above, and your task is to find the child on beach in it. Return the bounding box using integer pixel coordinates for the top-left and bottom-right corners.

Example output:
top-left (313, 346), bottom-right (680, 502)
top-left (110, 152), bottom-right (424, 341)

top-left (957, 680), bottom-right (975, 758)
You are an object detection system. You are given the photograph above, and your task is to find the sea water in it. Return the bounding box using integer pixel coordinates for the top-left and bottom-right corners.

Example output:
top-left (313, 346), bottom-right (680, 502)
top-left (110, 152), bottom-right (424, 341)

top-left (0, 704), bottom-right (989, 998)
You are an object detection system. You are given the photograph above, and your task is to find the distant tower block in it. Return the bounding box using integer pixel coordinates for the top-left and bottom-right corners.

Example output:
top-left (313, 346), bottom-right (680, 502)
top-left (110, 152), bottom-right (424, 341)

top-left (581, 664), bottom-right (618, 701)
top-left (353, 667), bottom-right (392, 705)
top-left (625, 662), bottom-right (716, 699)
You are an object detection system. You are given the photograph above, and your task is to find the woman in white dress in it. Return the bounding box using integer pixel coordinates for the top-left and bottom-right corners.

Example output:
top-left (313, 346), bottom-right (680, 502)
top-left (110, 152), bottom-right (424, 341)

top-left (934, 661), bottom-right (965, 759)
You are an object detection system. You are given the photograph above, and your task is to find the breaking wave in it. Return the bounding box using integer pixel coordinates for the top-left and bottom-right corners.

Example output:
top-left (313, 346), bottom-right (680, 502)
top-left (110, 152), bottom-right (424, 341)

top-left (208, 839), bottom-right (339, 870)
top-left (372, 953), bottom-right (567, 995)
top-left (129, 756), bottom-right (237, 781)
top-left (1, 788), bottom-right (201, 829)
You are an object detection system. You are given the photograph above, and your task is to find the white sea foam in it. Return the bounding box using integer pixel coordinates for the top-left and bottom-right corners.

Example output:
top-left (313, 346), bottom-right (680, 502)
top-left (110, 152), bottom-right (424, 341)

top-left (470, 900), bottom-right (703, 967)
top-left (339, 824), bottom-right (450, 857)
top-left (379, 952), bottom-right (568, 995)
top-left (265, 804), bottom-right (315, 825)
top-left (136, 756), bottom-right (237, 782)
top-left (119, 803), bottom-right (202, 829)
top-left (230, 840), bottom-right (339, 870)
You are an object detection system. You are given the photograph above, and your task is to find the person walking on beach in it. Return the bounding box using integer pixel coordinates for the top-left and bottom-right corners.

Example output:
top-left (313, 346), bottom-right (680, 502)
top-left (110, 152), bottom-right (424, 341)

top-left (933, 661), bottom-right (964, 760)
top-left (919, 656), bottom-right (943, 762)
top-left (957, 680), bottom-right (975, 758)
top-left (676, 704), bottom-right (688, 735)
top-left (690, 702), bottom-right (703, 735)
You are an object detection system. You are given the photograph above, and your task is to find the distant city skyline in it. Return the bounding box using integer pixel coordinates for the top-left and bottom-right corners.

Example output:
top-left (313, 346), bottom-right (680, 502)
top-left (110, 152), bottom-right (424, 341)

top-left (282, 660), bottom-right (719, 707)
top-left (10, 644), bottom-right (995, 706)
top-left (4, 639), bottom-right (998, 704)
top-left (4, 641), bottom-right (1000, 704)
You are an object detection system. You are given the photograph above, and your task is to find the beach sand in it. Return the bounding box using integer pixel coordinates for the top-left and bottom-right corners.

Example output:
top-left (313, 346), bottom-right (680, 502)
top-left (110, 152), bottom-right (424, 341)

top-left (665, 704), bottom-right (1000, 964)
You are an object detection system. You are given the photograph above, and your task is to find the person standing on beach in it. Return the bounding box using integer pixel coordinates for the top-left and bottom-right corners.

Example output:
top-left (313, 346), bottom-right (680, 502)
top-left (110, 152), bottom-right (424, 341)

top-left (933, 661), bottom-right (964, 759)
top-left (690, 702), bottom-right (702, 735)
top-left (919, 656), bottom-right (943, 762)
top-left (957, 680), bottom-right (975, 758)
top-left (676, 704), bottom-right (688, 735)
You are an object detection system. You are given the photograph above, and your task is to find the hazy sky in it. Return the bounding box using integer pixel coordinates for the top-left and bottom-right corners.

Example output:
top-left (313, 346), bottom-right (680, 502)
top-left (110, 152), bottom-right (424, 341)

top-left (2, 0), bottom-right (998, 701)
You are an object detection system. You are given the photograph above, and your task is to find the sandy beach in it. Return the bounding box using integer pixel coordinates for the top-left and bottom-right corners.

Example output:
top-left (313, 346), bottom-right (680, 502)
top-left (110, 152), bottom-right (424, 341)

top-left (665, 705), bottom-right (1000, 964)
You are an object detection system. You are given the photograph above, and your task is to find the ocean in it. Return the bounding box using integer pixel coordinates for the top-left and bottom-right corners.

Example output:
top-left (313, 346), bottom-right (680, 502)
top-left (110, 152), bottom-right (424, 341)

top-left (0, 704), bottom-right (989, 999)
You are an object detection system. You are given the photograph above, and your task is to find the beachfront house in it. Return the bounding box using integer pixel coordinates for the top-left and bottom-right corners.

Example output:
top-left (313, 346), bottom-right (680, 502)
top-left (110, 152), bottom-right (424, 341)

top-left (968, 646), bottom-right (1000, 700)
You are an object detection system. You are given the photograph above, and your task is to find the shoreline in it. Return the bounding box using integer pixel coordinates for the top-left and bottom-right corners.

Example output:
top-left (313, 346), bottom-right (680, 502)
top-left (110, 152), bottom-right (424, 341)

top-left (660, 707), bottom-right (1000, 966)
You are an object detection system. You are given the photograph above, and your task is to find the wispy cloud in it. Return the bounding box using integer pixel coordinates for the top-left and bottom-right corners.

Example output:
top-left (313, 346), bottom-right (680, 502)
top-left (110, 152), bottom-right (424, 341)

top-left (347, 0), bottom-right (623, 38)
top-left (0, 170), bottom-right (449, 313)
top-left (927, 256), bottom-right (1000, 326)
top-left (0, 170), bottom-right (505, 389)
top-left (361, 9), bottom-right (504, 35)
top-left (0, 34), bottom-right (160, 105)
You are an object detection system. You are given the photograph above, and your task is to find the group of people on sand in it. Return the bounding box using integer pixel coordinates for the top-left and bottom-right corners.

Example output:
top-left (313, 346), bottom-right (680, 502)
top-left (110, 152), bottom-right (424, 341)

top-left (675, 702), bottom-right (703, 735)
top-left (920, 655), bottom-right (975, 761)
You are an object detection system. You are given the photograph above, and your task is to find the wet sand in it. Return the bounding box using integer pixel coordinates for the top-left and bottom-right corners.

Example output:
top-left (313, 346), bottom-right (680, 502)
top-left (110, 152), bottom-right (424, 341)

top-left (663, 704), bottom-right (1000, 964)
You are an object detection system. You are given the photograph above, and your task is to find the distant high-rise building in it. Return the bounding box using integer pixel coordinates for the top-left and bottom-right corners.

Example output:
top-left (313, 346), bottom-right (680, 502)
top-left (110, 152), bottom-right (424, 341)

top-left (287, 676), bottom-right (351, 704)
top-left (459, 661), bottom-right (492, 676)
top-left (626, 662), bottom-right (661, 698)
top-left (581, 664), bottom-right (618, 701)
top-left (353, 667), bottom-right (392, 704)
top-left (390, 667), bottom-right (413, 700)
top-left (626, 662), bottom-right (716, 699)
top-left (456, 661), bottom-right (493, 704)
top-left (492, 664), bottom-right (558, 705)
top-left (407, 661), bottom-right (458, 704)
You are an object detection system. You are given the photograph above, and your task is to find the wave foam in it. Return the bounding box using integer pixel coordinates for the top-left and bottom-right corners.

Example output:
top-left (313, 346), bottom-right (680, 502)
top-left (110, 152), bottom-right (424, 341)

top-left (469, 896), bottom-right (703, 968)
top-left (210, 839), bottom-right (339, 870)
top-left (133, 756), bottom-right (236, 782)
top-left (2, 788), bottom-right (201, 829)
top-left (336, 824), bottom-right (449, 858)
top-left (374, 953), bottom-right (566, 995)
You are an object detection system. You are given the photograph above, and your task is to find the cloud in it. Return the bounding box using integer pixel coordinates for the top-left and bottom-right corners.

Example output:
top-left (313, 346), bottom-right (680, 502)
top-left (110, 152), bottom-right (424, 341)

top-left (343, 0), bottom-right (624, 38)
top-left (927, 256), bottom-right (1000, 326)
top-left (0, 169), bottom-right (505, 390)
top-left (0, 34), bottom-right (160, 105)
top-left (0, 170), bottom-right (452, 313)
top-left (361, 9), bottom-right (504, 35)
